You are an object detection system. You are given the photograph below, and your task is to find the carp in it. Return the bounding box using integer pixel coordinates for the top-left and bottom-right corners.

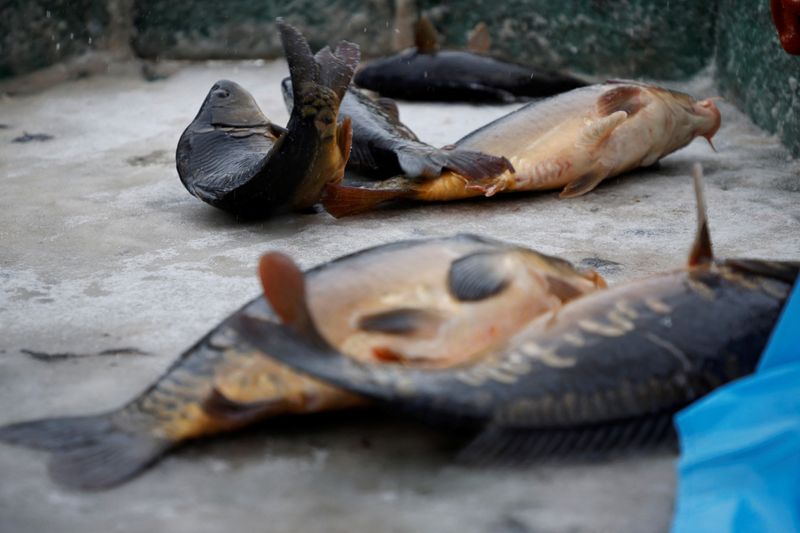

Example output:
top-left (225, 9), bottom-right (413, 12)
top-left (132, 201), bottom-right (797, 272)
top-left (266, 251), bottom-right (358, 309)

top-left (235, 165), bottom-right (798, 462)
top-left (0, 235), bottom-right (604, 489)
top-left (354, 17), bottom-right (588, 103)
top-left (281, 78), bottom-right (513, 181)
top-left (322, 81), bottom-right (722, 217)
top-left (175, 19), bottom-right (357, 217)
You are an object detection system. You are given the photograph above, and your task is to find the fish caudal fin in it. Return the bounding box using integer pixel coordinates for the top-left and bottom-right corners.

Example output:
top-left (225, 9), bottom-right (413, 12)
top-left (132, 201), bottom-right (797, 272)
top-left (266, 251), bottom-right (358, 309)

top-left (397, 146), bottom-right (513, 182)
top-left (688, 163), bottom-right (714, 267)
top-left (0, 413), bottom-right (170, 490)
top-left (277, 19), bottom-right (360, 106)
top-left (321, 183), bottom-right (409, 218)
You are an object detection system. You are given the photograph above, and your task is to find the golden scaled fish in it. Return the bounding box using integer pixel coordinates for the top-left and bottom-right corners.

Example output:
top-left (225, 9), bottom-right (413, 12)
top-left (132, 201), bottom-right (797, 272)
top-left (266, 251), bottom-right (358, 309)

top-left (322, 81), bottom-right (722, 217)
top-left (176, 19), bottom-right (357, 218)
top-left (236, 165), bottom-right (798, 462)
top-left (0, 235), bottom-right (604, 490)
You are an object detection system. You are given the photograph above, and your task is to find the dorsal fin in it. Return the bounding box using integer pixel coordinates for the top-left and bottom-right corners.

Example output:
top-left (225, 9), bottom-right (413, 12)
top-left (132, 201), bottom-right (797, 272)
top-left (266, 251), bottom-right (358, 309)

top-left (258, 252), bottom-right (328, 346)
top-left (688, 163), bottom-right (714, 267)
top-left (375, 97), bottom-right (401, 121)
top-left (467, 22), bottom-right (491, 54)
top-left (414, 16), bottom-right (440, 54)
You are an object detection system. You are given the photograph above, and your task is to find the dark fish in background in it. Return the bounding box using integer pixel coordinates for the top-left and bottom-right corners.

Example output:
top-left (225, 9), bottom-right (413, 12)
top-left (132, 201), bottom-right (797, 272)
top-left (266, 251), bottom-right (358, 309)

top-left (175, 19), bottom-right (358, 218)
top-left (281, 78), bottom-right (512, 181)
top-left (235, 165), bottom-right (799, 462)
top-left (322, 81), bottom-right (722, 217)
top-left (0, 235), bottom-right (604, 490)
top-left (354, 17), bottom-right (588, 103)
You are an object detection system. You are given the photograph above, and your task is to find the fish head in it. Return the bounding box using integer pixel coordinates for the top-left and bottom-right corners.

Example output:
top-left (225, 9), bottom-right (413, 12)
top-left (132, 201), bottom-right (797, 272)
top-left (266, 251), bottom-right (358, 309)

top-left (195, 80), bottom-right (270, 128)
top-left (516, 250), bottom-right (607, 302)
top-left (651, 87), bottom-right (722, 151)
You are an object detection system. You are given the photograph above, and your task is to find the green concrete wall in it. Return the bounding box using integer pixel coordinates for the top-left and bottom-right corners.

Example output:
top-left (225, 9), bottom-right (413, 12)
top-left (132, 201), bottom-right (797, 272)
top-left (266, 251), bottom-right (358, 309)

top-left (0, 0), bottom-right (109, 78)
top-left (419, 0), bottom-right (718, 79)
top-left (133, 0), bottom-right (396, 59)
top-left (716, 0), bottom-right (800, 156)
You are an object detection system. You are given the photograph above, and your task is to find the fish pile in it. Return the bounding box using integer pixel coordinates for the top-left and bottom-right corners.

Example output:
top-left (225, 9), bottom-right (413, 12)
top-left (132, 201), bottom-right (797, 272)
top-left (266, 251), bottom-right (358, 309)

top-left (0, 17), bottom-right (794, 493)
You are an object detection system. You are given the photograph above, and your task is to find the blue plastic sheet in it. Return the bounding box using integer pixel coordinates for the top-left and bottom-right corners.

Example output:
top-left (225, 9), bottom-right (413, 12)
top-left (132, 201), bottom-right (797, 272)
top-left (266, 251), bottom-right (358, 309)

top-left (673, 277), bottom-right (800, 533)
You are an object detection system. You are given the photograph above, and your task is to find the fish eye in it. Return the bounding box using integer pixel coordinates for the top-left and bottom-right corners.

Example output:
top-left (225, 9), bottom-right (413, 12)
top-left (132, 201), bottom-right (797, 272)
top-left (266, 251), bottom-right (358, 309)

top-left (213, 89), bottom-right (230, 99)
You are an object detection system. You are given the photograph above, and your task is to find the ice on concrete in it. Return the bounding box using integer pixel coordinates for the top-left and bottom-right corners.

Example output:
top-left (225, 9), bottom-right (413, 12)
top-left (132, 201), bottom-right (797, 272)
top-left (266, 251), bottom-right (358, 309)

top-left (0, 60), bottom-right (798, 533)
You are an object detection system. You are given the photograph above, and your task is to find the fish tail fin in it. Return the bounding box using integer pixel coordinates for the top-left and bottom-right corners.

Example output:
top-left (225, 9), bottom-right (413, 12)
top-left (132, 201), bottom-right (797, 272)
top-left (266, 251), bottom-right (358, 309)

top-left (0, 413), bottom-right (171, 490)
top-left (397, 146), bottom-right (513, 182)
top-left (276, 18), bottom-right (360, 106)
top-left (321, 183), bottom-right (409, 218)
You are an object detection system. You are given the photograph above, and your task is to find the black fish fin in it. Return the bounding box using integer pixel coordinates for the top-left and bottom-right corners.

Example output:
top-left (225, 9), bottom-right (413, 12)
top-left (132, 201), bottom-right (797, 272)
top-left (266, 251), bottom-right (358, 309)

top-left (414, 16), bottom-right (440, 54)
top-left (448, 251), bottom-right (511, 302)
top-left (314, 43), bottom-right (361, 101)
top-left (277, 19), bottom-right (320, 101)
top-left (258, 252), bottom-right (329, 347)
top-left (202, 388), bottom-right (284, 424)
top-left (458, 414), bottom-right (676, 466)
top-left (0, 414), bottom-right (170, 490)
top-left (396, 146), bottom-right (513, 181)
top-left (357, 308), bottom-right (444, 336)
top-left (596, 85), bottom-right (645, 117)
top-left (321, 182), bottom-right (409, 217)
top-left (467, 22), bottom-right (491, 54)
top-left (559, 168), bottom-right (609, 198)
top-left (349, 137), bottom-right (379, 171)
top-left (688, 163), bottom-right (714, 267)
top-left (375, 97), bottom-right (401, 122)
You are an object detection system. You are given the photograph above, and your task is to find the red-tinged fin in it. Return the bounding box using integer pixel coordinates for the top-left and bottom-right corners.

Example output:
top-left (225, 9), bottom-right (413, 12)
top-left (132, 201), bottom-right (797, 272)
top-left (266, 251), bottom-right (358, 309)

top-left (337, 115), bottom-right (353, 169)
top-left (688, 163), bottom-right (714, 267)
top-left (321, 183), bottom-right (410, 218)
top-left (0, 414), bottom-right (170, 490)
top-left (467, 22), bottom-right (491, 54)
top-left (597, 86), bottom-right (645, 117)
top-left (414, 16), bottom-right (440, 54)
top-left (397, 146), bottom-right (513, 181)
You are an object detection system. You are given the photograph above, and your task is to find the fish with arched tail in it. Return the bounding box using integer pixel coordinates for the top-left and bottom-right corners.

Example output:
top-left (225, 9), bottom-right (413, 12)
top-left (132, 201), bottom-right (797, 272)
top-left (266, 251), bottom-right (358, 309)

top-left (0, 235), bottom-right (604, 489)
top-left (322, 81), bottom-right (722, 217)
top-left (281, 78), bottom-right (513, 182)
top-left (176, 19), bottom-right (358, 218)
top-left (354, 17), bottom-right (588, 103)
top-left (234, 165), bottom-right (799, 463)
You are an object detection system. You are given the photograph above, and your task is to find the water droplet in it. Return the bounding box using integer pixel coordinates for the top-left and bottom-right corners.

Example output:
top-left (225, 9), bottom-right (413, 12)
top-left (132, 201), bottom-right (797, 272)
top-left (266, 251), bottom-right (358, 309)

top-left (56, 42), bottom-right (60, 51)
top-left (46, 10), bottom-right (50, 18)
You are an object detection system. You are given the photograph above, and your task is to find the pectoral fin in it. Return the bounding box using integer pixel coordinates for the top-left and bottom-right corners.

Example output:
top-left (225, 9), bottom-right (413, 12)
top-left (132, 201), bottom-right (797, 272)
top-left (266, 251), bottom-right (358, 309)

top-left (559, 168), bottom-right (609, 198)
top-left (576, 110), bottom-right (628, 152)
top-left (448, 251), bottom-right (512, 302)
top-left (597, 86), bottom-right (645, 117)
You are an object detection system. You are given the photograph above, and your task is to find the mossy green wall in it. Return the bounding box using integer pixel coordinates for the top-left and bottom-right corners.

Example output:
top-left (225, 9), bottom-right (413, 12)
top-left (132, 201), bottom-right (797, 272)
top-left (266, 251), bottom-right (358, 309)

top-left (418, 0), bottom-right (718, 79)
top-left (716, 0), bottom-right (800, 156)
top-left (0, 0), bottom-right (108, 78)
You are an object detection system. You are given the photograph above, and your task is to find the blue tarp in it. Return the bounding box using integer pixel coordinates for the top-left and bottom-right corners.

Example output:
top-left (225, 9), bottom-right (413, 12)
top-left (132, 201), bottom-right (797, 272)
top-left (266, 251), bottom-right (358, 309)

top-left (673, 277), bottom-right (800, 533)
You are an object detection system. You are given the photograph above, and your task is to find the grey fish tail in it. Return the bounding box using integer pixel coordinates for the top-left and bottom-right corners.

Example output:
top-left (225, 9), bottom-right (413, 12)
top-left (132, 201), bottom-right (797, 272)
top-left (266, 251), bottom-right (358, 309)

top-left (0, 413), bottom-right (170, 490)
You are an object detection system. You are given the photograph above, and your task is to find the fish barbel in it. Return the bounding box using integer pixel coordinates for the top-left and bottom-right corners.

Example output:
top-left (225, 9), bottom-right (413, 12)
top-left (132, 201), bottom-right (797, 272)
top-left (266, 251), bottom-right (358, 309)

top-left (323, 81), bottom-right (722, 217)
top-left (0, 235), bottom-right (603, 489)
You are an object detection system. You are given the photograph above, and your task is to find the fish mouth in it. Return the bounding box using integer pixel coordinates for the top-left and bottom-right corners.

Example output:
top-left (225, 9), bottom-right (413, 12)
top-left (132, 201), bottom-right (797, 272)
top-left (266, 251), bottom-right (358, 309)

top-left (693, 98), bottom-right (722, 143)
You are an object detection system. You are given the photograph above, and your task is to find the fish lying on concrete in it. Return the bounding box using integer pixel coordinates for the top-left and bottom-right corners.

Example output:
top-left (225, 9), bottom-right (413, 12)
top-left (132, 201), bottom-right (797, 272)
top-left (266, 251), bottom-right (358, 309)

top-left (236, 165), bottom-right (799, 462)
top-left (176, 19), bottom-right (357, 218)
top-left (281, 78), bottom-right (513, 181)
top-left (322, 81), bottom-right (722, 217)
top-left (354, 17), bottom-right (588, 103)
top-left (0, 235), bottom-right (604, 489)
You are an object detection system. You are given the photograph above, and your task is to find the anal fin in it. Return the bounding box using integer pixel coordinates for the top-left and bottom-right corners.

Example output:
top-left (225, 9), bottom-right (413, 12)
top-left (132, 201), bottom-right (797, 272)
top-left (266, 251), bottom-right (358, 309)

top-left (322, 183), bottom-right (409, 218)
top-left (458, 413), bottom-right (676, 466)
